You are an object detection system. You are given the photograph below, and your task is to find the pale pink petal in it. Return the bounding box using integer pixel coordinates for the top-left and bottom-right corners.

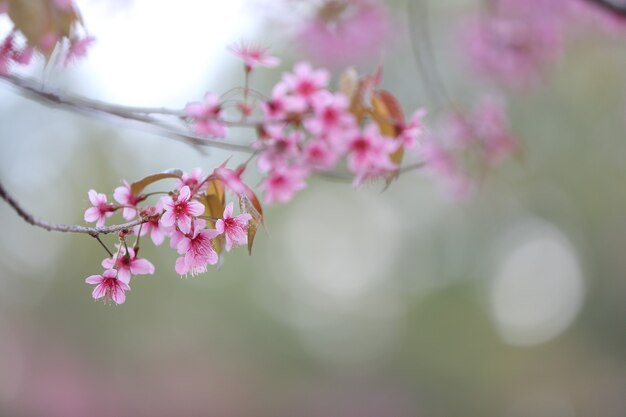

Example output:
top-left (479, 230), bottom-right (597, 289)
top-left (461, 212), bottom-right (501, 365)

top-left (130, 258), bottom-right (155, 275)
top-left (88, 189), bottom-right (99, 206)
top-left (84, 207), bottom-right (101, 223)
top-left (110, 286), bottom-right (126, 304)
top-left (179, 186), bottom-right (191, 201)
top-left (85, 275), bottom-right (103, 284)
top-left (101, 258), bottom-right (115, 269)
top-left (160, 210), bottom-right (176, 227)
top-left (92, 284), bottom-right (107, 300)
top-left (117, 268), bottom-right (131, 285)
top-left (187, 200), bottom-right (205, 217)
top-left (175, 256), bottom-right (188, 275)
top-left (215, 219), bottom-right (225, 234)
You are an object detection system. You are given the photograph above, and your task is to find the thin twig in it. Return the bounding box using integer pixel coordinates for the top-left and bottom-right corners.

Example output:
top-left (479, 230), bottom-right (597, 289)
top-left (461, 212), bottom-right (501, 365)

top-left (583, 0), bottom-right (626, 18)
top-left (0, 181), bottom-right (147, 237)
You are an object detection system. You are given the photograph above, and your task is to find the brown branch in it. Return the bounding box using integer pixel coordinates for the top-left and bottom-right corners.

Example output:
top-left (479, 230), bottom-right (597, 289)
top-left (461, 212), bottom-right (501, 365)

top-left (582, 0), bottom-right (626, 18)
top-left (0, 181), bottom-right (147, 237)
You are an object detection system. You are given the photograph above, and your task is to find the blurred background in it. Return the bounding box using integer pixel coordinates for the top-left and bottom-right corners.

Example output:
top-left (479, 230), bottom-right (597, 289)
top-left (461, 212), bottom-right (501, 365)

top-left (1, 0), bottom-right (626, 416)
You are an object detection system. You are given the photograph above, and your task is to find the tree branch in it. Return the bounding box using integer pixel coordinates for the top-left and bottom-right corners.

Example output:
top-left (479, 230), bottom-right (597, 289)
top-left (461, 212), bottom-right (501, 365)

top-left (0, 181), bottom-right (147, 237)
top-left (583, 0), bottom-right (626, 18)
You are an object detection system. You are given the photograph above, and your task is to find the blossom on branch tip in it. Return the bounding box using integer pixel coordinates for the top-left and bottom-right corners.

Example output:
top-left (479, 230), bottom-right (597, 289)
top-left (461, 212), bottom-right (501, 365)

top-left (160, 186), bottom-right (205, 234)
top-left (215, 202), bottom-right (252, 251)
top-left (229, 42), bottom-right (280, 71)
top-left (102, 246), bottom-right (155, 284)
top-left (84, 189), bottom-right (114, 227)
top-left (282, 62), bottom-right (330, 103)
top-left (177, 168), bottom-right (204, 191)
top-left (85, 269), bottom-right (130, 305)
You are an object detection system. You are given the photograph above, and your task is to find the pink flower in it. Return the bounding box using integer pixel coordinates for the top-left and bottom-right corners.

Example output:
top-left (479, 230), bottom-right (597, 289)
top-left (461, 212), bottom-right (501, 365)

top-left (85, 269), bottom-right (130, 305)
top-left (0, 34), bottom-right (32, 75)
top-left (134, 216), bottom-right (169, 246)
top-left (160, 186), bottom-right (205, 234)
top-left (304, 91), bottom-right (355, 135)
top-left (473, 98), bottom-right (520, 161)
top-left (214, 166), bottom-right (249, 196)
top-left (113, 180), bottom-right (143, 220)
top-left (261, 165), bottom-right (308, 204)
top-left (346, 124), bottom-right (399, 186)
top-left (175, 219), bottom-right (220, 276)
top-left (301, 139), bottom-right (341, 171)
top-left (101, 246), bottom-right (155, 284)
top-left (296, 0), bottom-right (391, 68)
top-left (177, 168), bottom-right (204, 191)
top-left (215, 202), bottom-right (252, 251)
top-left (62, 36), bottom-right (95, 67)
top-left (261, 82), bottom-right (307, 121)
top-left (398, 108), bottom-right (427, 150)
top-left (185, 93), bottom-right (226, 138)
top-left (254, 126), bottom-right (303, 173)
top-left (229, 42), bottom-right (280, 72)
top-left (281, 62), bottom-right (330, 103)
top-left (84, 189), bottom-right (114, 227)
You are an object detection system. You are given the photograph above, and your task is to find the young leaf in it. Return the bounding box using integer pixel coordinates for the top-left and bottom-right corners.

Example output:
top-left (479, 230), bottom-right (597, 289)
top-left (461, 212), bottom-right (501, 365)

top-left (130, 169), bottom-right (183, 196)
top-left (238, 191), bottom-right (264, 255)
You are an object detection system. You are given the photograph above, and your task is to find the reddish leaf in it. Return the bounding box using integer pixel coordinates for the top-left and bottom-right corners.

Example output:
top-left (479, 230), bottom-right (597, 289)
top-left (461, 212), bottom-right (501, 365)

top-left (130, 169), bottom-right (183, 196)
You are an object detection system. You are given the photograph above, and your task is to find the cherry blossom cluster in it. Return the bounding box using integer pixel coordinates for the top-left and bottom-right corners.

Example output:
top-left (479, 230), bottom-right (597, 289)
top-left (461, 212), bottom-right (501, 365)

top-left (186, 46), bottom-right (427, 202)
top-left (83, 166), bottom-right (260, 304)
top-left (421, 97), bottom-right (520, 198)
top-left (0, 0), bottom-right (94, 74)
top-left (459, 0), bottom-right (626, 88)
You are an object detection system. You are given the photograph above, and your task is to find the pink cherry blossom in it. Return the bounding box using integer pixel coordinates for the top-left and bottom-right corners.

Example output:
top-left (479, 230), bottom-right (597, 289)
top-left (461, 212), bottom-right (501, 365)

top-left (261, 82), bottom-right (307, 121)
top-left (185, 92), bottom-right (226, 138)
top-left (229, 42), bottom-right (280, 72)
top-left (62, 36), bottom-right (95, 67)
top-left (113, 180), bottom-right (143, 220)
top-left (85, 269), bottom-right (130, 305)
top-left (84, 189), bottom-right (114, 227)
top-left (301, 139), bottom-right (341, 171)
top-left (214, 166), bottom-right (249, 196)
top-left (304, 91), bottom-right (355, 135)
top-left (346, 124), bottom-right (399, 186)
top-left (296, 0), bottom-right (392, 68)
top-left (215, 202), bottom-right (252, 251)
top-left (281, 62), bottom-right (330, 103)
top-left (175, 220), bottom-right (220, 276)
top-left (398, 108), bottom-right (427, 150)
top-left (254, 126), bottom-right (303, 173)
top-left (177, 168), bottom-right (204, 191)
top-left (261, 165), bottom-right (308, 204)
top-left (160, 186), bottom-right (205, 234)
top-left (134, 216), bottom-right (169, 246)
top-left (101, 246), bottom-right (155, 284)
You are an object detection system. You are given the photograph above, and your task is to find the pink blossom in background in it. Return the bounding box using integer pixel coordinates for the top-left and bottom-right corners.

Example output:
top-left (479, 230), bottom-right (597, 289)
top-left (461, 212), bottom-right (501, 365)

top-left (305, 91), bottom-right (355, 136)
top-left (261, 164), bottom-right (308, 204)
top-left (84, 189), bottom-right (114, 227)
top-left (174, 220), bottom-right (220, 276)
top-left (101, 246), bottom-right (155, 284)
top-left (62, 36), bottom-right (95, 67)
top-left (296, 0), bottom-right (392, 68)
top-left (473, 98), bottom-right (520, 161)
top-left (215, 202), bottom-right (252, 251)
top-left (160, 186), bottom-right (205, 234)
top-left (346, 123), bottom-right (399, 186)
top-left (229, 42), bottom-right (280, 72)
top-left (254, 127), bottom-right (303, 172)
top-left (460, 13), bottom-right (563, 88)
top-left (301, 139), bottom-right (341, 171)
top-left (398, 108), bottom-right (427, 150)
top-left (85, 269), bottom-right (130, 304)
top-left (113, 180), bottom-right (143, 220)
top-left (185, 93), bottom-right (227, 138)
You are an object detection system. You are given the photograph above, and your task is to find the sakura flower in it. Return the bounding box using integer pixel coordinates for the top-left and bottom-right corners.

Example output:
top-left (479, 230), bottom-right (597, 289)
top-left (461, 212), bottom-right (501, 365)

top-left (175, 219), bottom-right (220, 276)
top-left (62, 36), bottom-right (95, 67)
top-left (160, 186), bottom-right (205, 234)
top-left (177, 168), bottom-right (204, 191)
top-left (134, 217), bottom-right (169, 246)
top-left (304, 91), bottom-right (355, 135)
top-left (214, 166), bottom-right (249, 196)
top-left (296, 0), bottom-right (391, 68)
top-left (261, 165), bottom-right (308, 204)
top-left (229, 42), bottom-right (280, 72)
top-left (398, 108), bottom-right (427, 150)
top-left (102, 246), bottom-right (155, 284)
top-left (185, 92), bottom-right (226, 138)
top-left (113, 180), bottom-right (144, 220)
top-left (85, 269), bottom-right (130, 305)
top-left (261, 82), bottom-right (307, 121)
top-left (346, 123), bottom-right (399, 186)
top-left (301, 139), bottom-right (341, 171)
top-left (281, 62), bottom-right (330, 103)
top-left (84, 189), bottom-right (114, 227)
top-left (254, 126), bottom-right (303, 172)
top-left (215, 202), bottom-right (252, 251)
